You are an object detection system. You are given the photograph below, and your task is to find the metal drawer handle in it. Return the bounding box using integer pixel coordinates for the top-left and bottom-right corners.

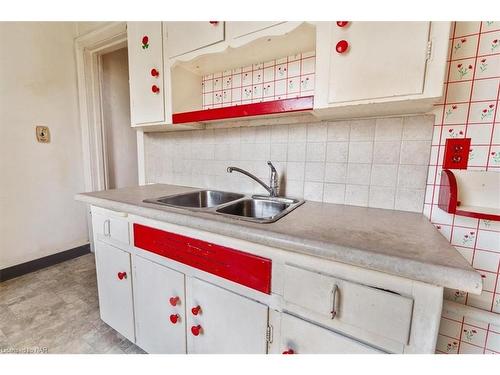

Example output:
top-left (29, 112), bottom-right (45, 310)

top-left (331, 284), bottom-right (338, 319)
top-left (103, 219), bottom-right (111, 237)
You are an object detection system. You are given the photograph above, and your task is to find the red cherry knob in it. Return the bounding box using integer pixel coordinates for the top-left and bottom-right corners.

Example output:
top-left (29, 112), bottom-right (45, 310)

top-left (335, 40), bottom-right (349, 54)
top-left (191, 325), bottom-right (202, 336)
top-left (209, 21), bottom-right (219, 26)
top-left (336, 21), bottom-right (349, 27)
top-left (142, 36), bottom-right (149, 45)
top-left (151, 85), bottom-right (160, 93)
top-left (191, 306), bottom-right (201, 316)
top-left (169, 314), bottom-right (180, 324)
top-left (169, 296), bottom-right (180, 306)
top-left (151, 68), bottom-right (159, 77)
top-left (282, 349), bottom-right (295, 354)
top-left (117, 272), bottom-right (127, 280)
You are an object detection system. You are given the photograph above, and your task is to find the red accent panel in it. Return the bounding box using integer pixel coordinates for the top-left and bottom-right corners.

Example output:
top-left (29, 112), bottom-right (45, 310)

top-left (133, 224), bottom-right (272, 294)
top-left (172, 96), bottom-right (314, 124)
top-left (443, 138), bottom-right (471, 169)
top-left (438, 169), bottom-right (458, 214)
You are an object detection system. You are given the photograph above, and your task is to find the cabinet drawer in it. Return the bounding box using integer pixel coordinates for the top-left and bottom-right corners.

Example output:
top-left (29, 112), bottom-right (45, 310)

top-left (166, 21), bottom-right (224, 58)
top-left (280, 313), bottom-right (382, 354)
top-left (92, 211), bottom-right (129, 245)
top-left (283, 265), bottom-right (413, 345)
top-left (133, 224), bottom-right (271, 294)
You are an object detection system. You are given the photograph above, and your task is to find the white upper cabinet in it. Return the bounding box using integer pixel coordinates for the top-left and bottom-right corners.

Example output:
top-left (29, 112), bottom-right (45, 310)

top-left (314, 21), bottom-right (451, 118)
top-left (225, 21), bottom-right (285, 39)
top-left (127, 22), bottom-right (166, 125)
top-left (329, 22), bottom-right (430, 102)
top-left (165, 22), bottom-right (225, 58)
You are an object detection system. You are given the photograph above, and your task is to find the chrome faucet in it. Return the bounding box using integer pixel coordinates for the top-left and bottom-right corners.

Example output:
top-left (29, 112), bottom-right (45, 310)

top-left (227, 161), bottom-right (279, 197)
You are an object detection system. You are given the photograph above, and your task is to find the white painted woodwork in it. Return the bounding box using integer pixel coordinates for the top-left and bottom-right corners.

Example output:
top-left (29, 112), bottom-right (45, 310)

top-left (127, 22), bottom-right (165, 125)
top-left (186, 277), bottom-right (269, 354)
top-left (165, 22), bottom-right (225, 58)
top-left (226, 22), bottom-right (285, 39)
top-left (283, 264), bottom-right (414, 345)
top-left (91, 211), bottom-right (129, 245)
top-left (453, 170), bottom-right (500, 214)
top-left (279, 313), bottom-right (383, 354)
top-left (133, 255), bottom-right (186, 353)
top-left (89, 208), bottom-right (446, 353)
top-left (94, 240), bottom-right (135, 342)
top-left (314, 22), bottom-right (451, 119)
top-left (328, 22), bottom-right (430, 103)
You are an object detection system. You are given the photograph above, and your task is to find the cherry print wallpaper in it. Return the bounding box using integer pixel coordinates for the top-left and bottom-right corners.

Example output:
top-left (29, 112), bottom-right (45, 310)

top-left (201, 51), bottom-right (315, 109)
top-left (425, 21), bottom-right (500, 354)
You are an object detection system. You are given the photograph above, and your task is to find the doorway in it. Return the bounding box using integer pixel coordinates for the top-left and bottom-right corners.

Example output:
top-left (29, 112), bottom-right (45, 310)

top-left (100, 47), bottom-right (138, 189)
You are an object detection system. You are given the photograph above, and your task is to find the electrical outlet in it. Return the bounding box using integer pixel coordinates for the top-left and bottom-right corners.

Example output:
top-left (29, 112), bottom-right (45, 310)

top-left (36, 126), bottom-right (50, 143)
top-left (443, 138), bottom-right (470, 169)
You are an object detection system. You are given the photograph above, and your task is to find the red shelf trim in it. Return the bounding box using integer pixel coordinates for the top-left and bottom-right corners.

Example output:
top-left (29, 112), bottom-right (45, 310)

top-left (438, 169), bottom-right (500, 221)
top-left (172, 96), bottom-right (314, 124)
top-left (133, 223), bottom-right (272, 294)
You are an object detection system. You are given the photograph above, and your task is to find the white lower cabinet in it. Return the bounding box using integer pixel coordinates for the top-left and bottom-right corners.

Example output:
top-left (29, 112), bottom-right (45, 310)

top-left (94, 240), bottom-right (135, 342)
top-left (186, 277), bottom-right (269, 354)
top-left (133, 255), bottom-right (186, 353)
top-left (279, 313), bottom-right (382, 354)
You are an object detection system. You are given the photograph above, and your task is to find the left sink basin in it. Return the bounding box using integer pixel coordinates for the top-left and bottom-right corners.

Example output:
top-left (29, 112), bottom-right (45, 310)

top-left (144, 190), bottom-right (244, 209)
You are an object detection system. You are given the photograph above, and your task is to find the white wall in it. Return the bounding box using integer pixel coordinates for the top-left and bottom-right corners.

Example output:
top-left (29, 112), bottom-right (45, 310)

top-left (101, 47), bottom-right (138, 189)
top-left (144, 115), bottom-right (434, 212)
top-left (0, 22), bottom-right (88, 269)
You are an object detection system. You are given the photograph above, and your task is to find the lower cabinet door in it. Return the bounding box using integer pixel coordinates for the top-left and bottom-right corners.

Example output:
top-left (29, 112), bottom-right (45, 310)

top-left (186, 277), bottom-right (269, 354)
top-left (133, 255), bottom-right (186, 353)
top-left (94, 240), bottom-right (135, 342)
top-left (279, 313), bottom-right (383, 354)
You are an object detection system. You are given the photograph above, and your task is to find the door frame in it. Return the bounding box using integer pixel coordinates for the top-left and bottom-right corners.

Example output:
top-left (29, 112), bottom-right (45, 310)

top-left (75, 21), bottom-right (145, 193)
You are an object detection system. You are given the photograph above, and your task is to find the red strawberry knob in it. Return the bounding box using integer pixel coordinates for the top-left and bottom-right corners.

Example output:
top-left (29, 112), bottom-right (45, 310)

top-left (142, 35), bottom-right (149, 49)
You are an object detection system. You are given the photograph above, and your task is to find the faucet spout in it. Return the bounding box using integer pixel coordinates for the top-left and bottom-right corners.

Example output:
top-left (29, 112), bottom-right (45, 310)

top-left (227, 161), bottom-right (279, 197)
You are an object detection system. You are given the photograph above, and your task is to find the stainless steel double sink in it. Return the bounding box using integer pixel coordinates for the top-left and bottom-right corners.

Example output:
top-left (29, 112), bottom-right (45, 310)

top-left (143, 190), bottom-right (304, 223)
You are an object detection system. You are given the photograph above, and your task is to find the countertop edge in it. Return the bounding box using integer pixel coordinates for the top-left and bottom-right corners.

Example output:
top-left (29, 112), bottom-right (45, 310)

top-left (75, 193), bottom-right (483, 294)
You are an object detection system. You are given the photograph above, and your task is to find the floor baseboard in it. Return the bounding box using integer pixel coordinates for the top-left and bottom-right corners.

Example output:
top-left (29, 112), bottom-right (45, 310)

top-left (0, 244), bottom-right (91, 282)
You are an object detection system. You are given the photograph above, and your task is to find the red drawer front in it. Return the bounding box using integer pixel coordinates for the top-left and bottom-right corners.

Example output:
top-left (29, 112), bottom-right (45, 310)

top-left (133, 224), bottom-right (272, 294)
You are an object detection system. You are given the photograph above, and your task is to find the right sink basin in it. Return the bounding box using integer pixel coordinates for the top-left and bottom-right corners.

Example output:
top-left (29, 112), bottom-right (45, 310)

top-left (215, 196), bottom-right (304, 223)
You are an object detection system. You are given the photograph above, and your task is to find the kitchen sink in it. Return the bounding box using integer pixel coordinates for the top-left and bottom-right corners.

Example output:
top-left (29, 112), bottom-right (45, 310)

top-left (215, 197), bottom-right (302, 223)
top-left (143, 190), bottom-right (304, 223)
top-left (144, 190), bottom-right (244, 209)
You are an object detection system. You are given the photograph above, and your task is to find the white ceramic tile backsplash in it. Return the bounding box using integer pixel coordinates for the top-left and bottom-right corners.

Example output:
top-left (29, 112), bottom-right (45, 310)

top-left (144, 115), bottom-right (434, 212)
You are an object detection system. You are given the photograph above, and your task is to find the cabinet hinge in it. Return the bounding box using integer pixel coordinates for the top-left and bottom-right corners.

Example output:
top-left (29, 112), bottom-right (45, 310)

top-left (426, 40), bottom-right (432, 61)
top-left (266, 325), bottom-right (273, 343)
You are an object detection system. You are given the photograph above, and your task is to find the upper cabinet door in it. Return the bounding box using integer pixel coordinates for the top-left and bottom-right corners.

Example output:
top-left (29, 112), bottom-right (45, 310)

top-left (133, 255), bottom-right (186, 354)
top-left (226, 22), bottom-right (284, 39)
top-left (166, 22), bottom-right (225, 58)
top-left (186, 277), bottom-right (269, 354)
top-left (328, 22), bottom-right (431, 103)
top-left (127, 22), bottom-right (165, 125)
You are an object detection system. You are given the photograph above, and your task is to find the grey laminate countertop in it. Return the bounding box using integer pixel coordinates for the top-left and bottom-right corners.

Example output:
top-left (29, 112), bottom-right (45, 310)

top-left (75, 183), bottom-right (482, 294)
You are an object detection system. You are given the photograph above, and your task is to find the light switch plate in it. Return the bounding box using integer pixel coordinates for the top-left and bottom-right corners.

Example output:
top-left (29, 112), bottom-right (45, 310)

top-left (443, 138), bottom-right (470, 169)
top-left (36, 126), bottom-right (50, 143)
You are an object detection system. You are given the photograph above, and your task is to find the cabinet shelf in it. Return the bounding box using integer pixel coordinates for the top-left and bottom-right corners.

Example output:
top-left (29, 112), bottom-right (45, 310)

top-left (172, 96), bottom-right (314, 124)
top-left (438, 169), bottom-right (500, 221)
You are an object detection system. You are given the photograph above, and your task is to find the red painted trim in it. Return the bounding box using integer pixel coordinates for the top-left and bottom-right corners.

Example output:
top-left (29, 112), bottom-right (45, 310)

top-left (172, 96), bottom-right (314, 124)
top-left (438, 169), bottom-right (458, 214)
top-left (133, 224), bottom-right (272, 294)
top-left (455, 209), bottom-right (500, 222)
